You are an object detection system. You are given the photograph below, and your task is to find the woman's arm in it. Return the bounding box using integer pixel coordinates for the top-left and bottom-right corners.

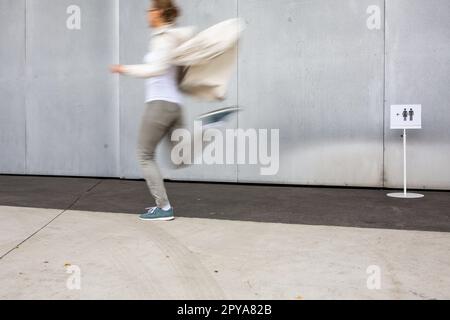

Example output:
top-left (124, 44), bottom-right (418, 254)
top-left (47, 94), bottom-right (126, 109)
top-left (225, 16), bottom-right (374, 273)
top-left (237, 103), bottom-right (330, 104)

top-left (112, 34), bottom-right (177, 79)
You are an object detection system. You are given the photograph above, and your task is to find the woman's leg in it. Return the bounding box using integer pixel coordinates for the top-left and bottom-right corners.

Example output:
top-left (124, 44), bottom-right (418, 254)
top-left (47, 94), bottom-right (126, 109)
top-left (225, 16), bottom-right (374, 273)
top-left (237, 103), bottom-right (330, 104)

top-left (136, 100), bottom-right (182, 208)
top-left (167, 109), bottom-right (213, 168)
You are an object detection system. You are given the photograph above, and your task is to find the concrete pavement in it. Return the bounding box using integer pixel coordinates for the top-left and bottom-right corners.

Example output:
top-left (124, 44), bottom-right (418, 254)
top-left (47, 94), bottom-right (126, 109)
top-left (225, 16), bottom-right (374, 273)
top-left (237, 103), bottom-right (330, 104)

top-left (1, 205), bottom-right (449, 299)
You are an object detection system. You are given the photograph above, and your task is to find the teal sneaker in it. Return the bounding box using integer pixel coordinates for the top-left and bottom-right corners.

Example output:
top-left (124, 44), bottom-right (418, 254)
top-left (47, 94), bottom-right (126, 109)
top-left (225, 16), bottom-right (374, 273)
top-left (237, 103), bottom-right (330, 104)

top-left (139, 207), bottom-right (175, 221)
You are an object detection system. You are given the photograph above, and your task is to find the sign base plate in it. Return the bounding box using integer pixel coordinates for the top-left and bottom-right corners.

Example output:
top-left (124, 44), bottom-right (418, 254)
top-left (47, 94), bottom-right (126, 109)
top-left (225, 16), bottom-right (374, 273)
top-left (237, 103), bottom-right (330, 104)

top-left (387, 192), bottom-right (424, 199)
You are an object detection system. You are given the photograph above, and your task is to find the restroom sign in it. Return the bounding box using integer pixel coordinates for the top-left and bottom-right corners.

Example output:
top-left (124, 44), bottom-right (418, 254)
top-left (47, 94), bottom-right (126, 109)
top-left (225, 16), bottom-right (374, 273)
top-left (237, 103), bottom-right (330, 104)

top-left (390, 105), bottom-right (422, 129)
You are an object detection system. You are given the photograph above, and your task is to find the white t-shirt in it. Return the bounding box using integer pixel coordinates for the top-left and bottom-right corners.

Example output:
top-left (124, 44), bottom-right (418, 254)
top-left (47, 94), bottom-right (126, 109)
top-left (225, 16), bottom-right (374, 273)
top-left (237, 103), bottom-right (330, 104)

top-left (143, 52), bottom-right (183, 105)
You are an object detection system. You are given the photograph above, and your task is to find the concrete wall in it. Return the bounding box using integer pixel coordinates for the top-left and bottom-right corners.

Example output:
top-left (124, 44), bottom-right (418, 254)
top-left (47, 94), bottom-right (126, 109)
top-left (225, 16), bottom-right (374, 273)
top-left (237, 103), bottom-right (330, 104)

top-left (0, 0), bottom-right (26, 174)
top-left (238, 0), bottom-right (384, 186)
top-left (25, 0), bottom-right (119, 176)
top-left (1, 0), bottom-right (449, 190)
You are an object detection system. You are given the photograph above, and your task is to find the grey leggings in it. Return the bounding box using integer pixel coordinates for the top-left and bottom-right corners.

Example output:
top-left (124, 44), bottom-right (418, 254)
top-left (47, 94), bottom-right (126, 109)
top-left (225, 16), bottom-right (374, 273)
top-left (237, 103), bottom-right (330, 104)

top-left (136, 100), bottom-right (184, 208)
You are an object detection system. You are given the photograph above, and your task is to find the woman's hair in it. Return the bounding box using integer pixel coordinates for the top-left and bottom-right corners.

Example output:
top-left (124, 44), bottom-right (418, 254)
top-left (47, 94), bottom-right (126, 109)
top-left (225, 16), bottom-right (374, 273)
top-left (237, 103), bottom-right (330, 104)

top-left (152, 0), bottom-right (180, 24)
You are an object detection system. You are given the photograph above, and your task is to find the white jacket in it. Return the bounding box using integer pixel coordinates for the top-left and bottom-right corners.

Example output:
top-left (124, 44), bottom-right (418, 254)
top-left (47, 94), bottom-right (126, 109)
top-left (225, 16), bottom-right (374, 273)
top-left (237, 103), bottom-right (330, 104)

top-left (122, 18), bottom-right (245, 101)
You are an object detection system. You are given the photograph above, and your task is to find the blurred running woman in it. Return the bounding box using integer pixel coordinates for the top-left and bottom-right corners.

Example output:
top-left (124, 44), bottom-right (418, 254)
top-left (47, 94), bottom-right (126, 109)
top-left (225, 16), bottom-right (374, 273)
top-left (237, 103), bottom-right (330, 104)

top-left (110, 0), bottom-right (236, 221)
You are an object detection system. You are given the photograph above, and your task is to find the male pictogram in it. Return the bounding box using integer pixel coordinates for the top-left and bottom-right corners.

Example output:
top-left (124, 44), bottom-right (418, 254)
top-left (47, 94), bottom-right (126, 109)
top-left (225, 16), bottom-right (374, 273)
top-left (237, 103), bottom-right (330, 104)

top-left (409, 108), bottom-right (414, 121)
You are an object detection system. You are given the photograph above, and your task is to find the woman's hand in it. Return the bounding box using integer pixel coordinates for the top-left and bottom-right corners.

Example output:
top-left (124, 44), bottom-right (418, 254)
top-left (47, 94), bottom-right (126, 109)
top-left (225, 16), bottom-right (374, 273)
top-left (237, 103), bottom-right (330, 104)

top-left (110, 64), bottom-right (125, 74)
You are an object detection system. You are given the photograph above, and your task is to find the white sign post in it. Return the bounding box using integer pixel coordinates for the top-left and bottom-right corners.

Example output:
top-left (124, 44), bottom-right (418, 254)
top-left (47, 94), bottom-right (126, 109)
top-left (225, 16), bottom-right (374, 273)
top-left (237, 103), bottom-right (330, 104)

top-left (387, 105), bottom-right (424, 199)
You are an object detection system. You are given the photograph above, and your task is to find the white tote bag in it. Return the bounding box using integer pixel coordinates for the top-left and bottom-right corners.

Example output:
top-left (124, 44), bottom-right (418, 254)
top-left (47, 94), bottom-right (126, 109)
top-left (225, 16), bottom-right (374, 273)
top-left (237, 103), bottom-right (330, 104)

top-left (170, 18), bottom-right (246, 101)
